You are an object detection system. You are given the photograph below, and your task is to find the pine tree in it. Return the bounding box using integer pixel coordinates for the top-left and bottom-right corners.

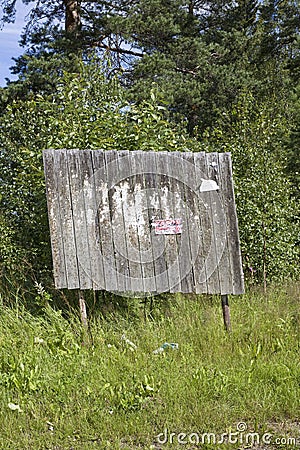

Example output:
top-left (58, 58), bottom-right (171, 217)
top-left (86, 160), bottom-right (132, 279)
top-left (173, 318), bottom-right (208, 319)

top-left (0, 0), bottom-right (299, 132)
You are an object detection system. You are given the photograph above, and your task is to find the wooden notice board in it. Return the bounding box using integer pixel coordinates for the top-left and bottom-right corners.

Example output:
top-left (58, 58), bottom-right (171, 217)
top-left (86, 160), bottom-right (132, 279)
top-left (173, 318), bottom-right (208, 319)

top-left (43, 149), bottom-right (244, 295)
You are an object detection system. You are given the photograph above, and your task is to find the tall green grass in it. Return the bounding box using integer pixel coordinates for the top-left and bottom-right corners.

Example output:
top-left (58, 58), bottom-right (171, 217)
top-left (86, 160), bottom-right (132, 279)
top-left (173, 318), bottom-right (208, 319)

top-left (0, 284), bottom-right (299, 449)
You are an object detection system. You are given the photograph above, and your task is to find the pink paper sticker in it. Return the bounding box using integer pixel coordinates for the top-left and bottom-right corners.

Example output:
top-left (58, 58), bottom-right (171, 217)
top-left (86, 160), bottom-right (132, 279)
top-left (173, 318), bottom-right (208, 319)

top-left (152, 218), bottom-right (183, 235)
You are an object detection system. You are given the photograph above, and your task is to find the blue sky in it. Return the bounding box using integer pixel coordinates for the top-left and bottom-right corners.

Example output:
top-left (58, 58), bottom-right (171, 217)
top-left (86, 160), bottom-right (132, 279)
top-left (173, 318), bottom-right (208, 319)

top-left (0, 2), bottom-right (29, 86)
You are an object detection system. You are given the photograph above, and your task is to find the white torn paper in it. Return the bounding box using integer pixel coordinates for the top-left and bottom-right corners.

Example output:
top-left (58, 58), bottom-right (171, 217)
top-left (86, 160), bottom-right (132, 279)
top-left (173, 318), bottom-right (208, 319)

top-left (200, 179), bottom-right (219, 192)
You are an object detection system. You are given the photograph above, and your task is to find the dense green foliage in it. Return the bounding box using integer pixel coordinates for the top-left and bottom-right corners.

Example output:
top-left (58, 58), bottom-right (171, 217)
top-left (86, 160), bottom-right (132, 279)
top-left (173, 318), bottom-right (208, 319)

top-left (1, 1), bottom-right (299, 133)
top-left (0, 284), bottom-right (299, 448)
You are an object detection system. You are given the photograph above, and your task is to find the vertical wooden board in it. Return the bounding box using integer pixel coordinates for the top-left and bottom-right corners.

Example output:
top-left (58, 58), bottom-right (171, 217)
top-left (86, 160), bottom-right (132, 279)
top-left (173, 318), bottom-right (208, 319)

top-left (134, 151), bottom-right (157, 293)
top-left (192, 152), bottom-right (211, 293)
top-left (103, 150), bottom-right (129, 292)
top-left (105, 150), bottom-right (131, 292)
top-left (181, 152), bottom-right (207, 293)
top-left (206, 152), bottom-right (230, 295)
top-left (88, 150), bottom-right (107, 290)
top-left (192, 152), bottom-right (212, 293)
top-left (113, 150), bottom-right (132, 292)
top-left (115, 150), bottom-right (132, 292)
top-left (67, 150), bottom-right (93, 289)
top-left (43, 150), bottom-right (67, 289)
top-left (202, 152), bottom-right (222, 293)
top-left (156, 152), bottom-right (181, 293)
top-left (123, 151), bottom-right (144, 293)
top-left (194, 152), bottom-right (220, 293)
top-left (92, 150), bottom-right (119, 292)
top-left (188, 152), bottom-right (212, 294)
top-left (211, 152), bottom-right (234, 295)
top-left (53, 150), bottom-right (80, 289)
top-left (171, 152), bottom-right (194, 293)
top-left (218, 153), bottom-right (244, 294)
top-left (145, 153), bottom-right (169, 294)
top-left (79, 150), bottom-right (105, 290)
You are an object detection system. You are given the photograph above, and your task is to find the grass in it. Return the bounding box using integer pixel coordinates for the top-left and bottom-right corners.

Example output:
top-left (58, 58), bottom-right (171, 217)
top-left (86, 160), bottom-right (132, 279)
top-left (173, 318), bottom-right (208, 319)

top-left (0, 283), bottom-right (299, 449)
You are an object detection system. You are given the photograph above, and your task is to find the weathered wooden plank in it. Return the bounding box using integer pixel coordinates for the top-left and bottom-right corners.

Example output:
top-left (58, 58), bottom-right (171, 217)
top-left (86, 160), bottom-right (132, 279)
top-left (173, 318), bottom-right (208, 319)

top-left (206, 152), bottom-right (229, 295)
top-left (203, 152), bottom-right (222, 293)
top-left (92, 150), bottom-right (118, 292)
top-left (115, 150), bottom-right (132, 292)
top-left (105, 149), bottom-right (132, 292)
top-left (79, 150), bottom-right (105, 290)
top-left (43, 149), bottom-right (67, 289)
top-left (67, 149), bottom-right (93, 289)
top-left (171, 152), bottom-right (194, 293)
top-left (101, 149), bottom-right (146, 293)
top-left (194, 152), bottom-right (220, 293)
top-left (124, 151), bottom-right (145, 293)
top-left (192, 152), bottom-right (212, 293)
top-left (218, 153), bottom-right (244, 294)
top-left (181, 152), bottom-right (206, 293)
top-left (211, 152), bottom-right (234, 295)
top-left (196, 152), bottom-right (212, 293)
top-left (178, 152), bottom-right (210, 293)
top-left (135, 150), bottom-right (157, 293)
top-left (146, 153), bottom-right (169, 294)
top-left (54, 150), bottom-right (80, 289)
top-left (155, 152), bottom-right (181, 293)
top-left (83, 150), bottom-right (106, 291)
top-left (102, 150), bottom-right (128, 292)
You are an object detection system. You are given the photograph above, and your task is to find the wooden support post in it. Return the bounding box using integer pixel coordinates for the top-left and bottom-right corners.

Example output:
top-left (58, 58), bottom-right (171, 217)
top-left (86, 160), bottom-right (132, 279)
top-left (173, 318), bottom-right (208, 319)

top-left (79, 291), bottom-right (88, 327)
top-left (221, 294), bottom-right (231, 332)
top-left (78, 290), bottom-right (89, 344)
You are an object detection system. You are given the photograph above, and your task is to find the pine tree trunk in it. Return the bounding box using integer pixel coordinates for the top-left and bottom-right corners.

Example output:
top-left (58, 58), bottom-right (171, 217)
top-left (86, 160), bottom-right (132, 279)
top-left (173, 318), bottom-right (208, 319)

top-left (64, 0), bottom-right (81, 33)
